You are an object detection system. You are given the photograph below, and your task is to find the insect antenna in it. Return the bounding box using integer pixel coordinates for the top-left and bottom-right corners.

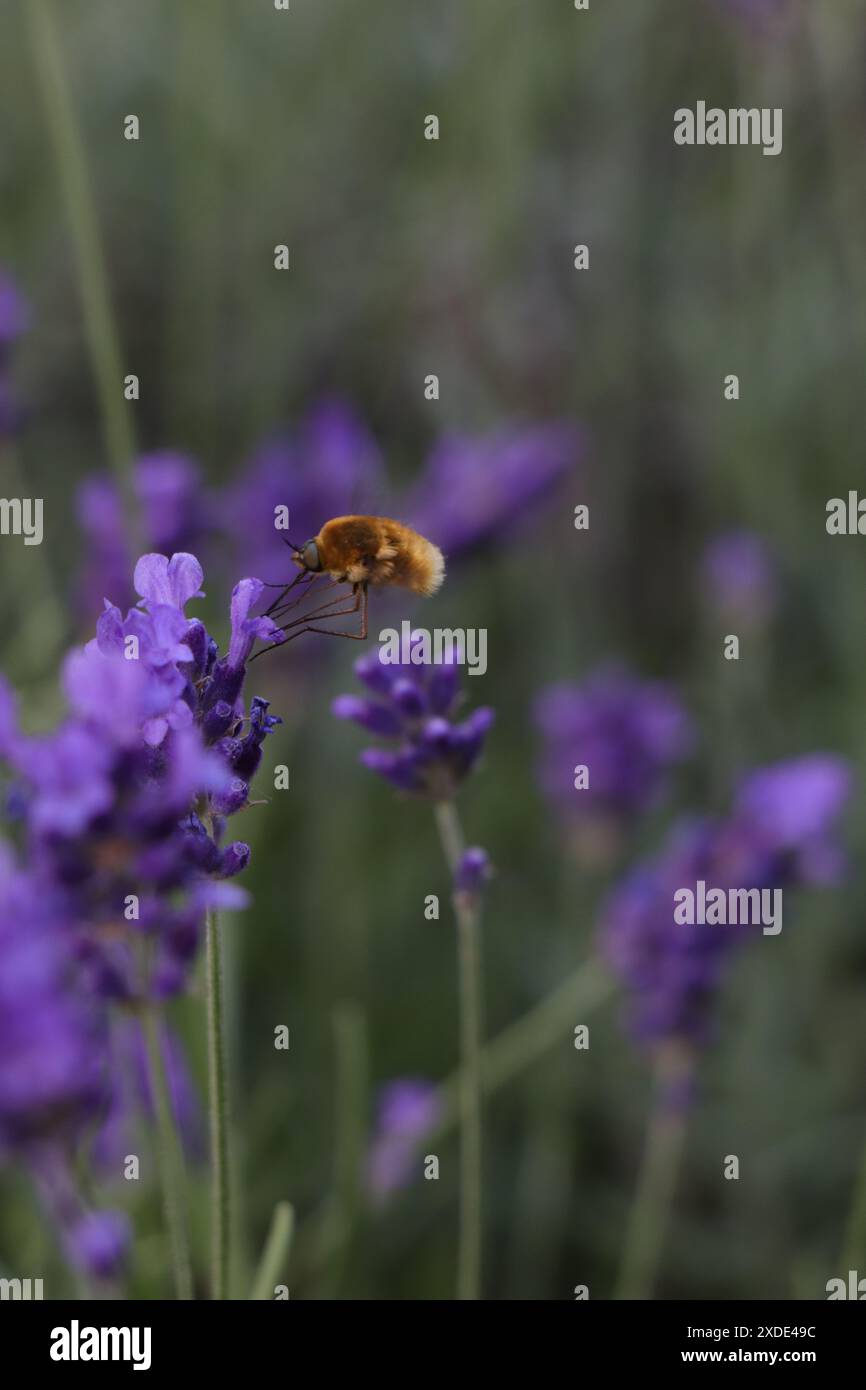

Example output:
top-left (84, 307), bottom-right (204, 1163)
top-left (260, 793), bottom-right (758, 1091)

top-left (259, 537), bottom-right (303, 586)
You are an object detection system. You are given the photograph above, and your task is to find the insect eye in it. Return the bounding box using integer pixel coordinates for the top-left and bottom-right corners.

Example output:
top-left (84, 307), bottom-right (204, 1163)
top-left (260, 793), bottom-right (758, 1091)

top-left (302, 540), bottom-right (320, 571)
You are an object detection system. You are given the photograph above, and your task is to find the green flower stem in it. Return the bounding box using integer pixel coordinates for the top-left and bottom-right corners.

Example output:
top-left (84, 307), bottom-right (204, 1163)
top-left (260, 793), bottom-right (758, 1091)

top-left (164, 0), bottom-right (227, 457)
top-left (437, 956), bottom-right (612, 1129)
top-left (434, 800), bottom-right (483, 1301)
top-left (304, 956), bottom-right (613, 1274)
top-left (615, 1047), bottom-right (694, 1301)
top-left (141, 1009), bottom-right (193, 1301)
top-left (311, 1005), bottom-right (369, 1297)
top-left (331, 1004), bottom-right (368, 1292)
top-left (249, 1201), bottom-right (295, 1301)
top-left (25, 0), bottom-right (140, 548)
top-left (205, 898), bottom-right (230, 1299)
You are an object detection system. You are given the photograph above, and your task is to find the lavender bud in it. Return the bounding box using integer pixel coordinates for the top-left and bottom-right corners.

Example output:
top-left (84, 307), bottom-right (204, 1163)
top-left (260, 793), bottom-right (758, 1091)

top-left (214, 777), bottom-right (249, 816)
top-left (353, 649), bottom-right (395, 696)
top-left (427, 661), bottom-right (460, 716)
top-left (420, 717), bottom-right (454, 756)
top-left (455, 846), bottom-right (490, 896)
top-left (202, 657), bottom-right (245, 712)
top-left (219, 841), bottom-right (251, 877)
top-left (359, 747), bottom-right (423, 792)
top-left (184, 619), bottom-right (210, 677)
top-left (332, 695), bottom-right (402, 737)
top-left (391, 678), bottom-right (427, 719)
top-left (203, 700), bottom-right (235, 742)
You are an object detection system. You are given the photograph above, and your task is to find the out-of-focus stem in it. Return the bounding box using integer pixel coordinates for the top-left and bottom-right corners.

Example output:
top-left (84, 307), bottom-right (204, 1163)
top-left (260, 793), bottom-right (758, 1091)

top-left (141, 1009), bottom-right (193, 1301)
top-left (25, 0), bottom-right (139, 548)
top-left (313, 1006), bottom-right (368, 1297)
top-left (303, 956), bottom-right (614, 1275)
top-left (205, 900), bottom-right (230, 1299)
top-left (841, 1134), bottom-right (866, 1275)
top-left (437, 956), bottom-right (612, 1130)
top-left (434, 800), bottom-right (482, 1302)
top-left (327, 1003), bottom-right (368, 1296)
top-left (0, 441), bottom-right (67, 671)
top-left (615, 1047), bottom-right (694, 1300)
top-left (249, 1201), bottom-right (295, 1301)
top-left (164, 0), bottom-right (227, 456)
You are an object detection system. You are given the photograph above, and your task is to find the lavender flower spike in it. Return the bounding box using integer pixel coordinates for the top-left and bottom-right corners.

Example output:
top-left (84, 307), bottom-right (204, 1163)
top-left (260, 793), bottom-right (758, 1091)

top-left (333, 638), bottom-right (494, 799)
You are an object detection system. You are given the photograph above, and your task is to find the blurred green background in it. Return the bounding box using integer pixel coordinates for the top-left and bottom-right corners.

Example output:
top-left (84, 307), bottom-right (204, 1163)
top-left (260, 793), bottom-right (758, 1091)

top-left (2, 0), bottom-right (866, 1300)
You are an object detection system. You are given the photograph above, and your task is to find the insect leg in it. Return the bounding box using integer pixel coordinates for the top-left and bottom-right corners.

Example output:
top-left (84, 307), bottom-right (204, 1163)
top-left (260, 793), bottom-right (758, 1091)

top-left (249, 586), bottom-right (368, 658)
top-left (275, 584), bottom-right (368, 644)
top-left (270, 584), bottom-right (357, 629)
top-left (263, 569), bottom-right (314, 617)
top-left (265, 576), bottom-right (332, 621)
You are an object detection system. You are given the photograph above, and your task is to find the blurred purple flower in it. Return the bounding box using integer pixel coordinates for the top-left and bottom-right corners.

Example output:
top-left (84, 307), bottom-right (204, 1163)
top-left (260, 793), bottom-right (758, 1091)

top-left (77, 453), bottom-right (208, 614)
top-left (93, 1018), bottom-right (203, 1170)
top-left (702, 530), bottom-right (778, 624)
top-left (64, 1210), bottom-right (130, 1280)
top-left (0, 270), bottom-right (28, 355)
top-left (534, 668), bottom-right (692, 855)
top-left (602, 819), bottom-right (757, 1051)
top-left (366, 1079), bottom-right (442, 1200)
top-left (601, 754), bottom-right (851, 1054)
top-left (0, 379), bottom-right (19, 436)
top-left (0, 847), bottom-right (107, 1150)
top-left (733, 754), bottom-right (852, 885)
top-left (455, 846), bottom-right (491, 897)
top-left (403, 422), bottom-right (584, 557)
top-left (0, 269), bottom-right (28, 437)
top-left (0, 847), bottom-right (127, 1278)
top-left (222, 398), bottom-right (385, 579)
top-left (333, 636), bottom-right (494, 798)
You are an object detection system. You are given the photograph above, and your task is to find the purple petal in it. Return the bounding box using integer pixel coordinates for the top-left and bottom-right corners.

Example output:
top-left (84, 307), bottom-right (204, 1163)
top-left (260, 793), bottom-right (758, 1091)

top-left (134, 552), bottom-right (204, 612)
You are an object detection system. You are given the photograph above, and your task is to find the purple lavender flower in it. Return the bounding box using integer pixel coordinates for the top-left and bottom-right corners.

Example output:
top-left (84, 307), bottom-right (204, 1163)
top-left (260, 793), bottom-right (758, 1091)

top-left (366, 1080), bottom-right (442, 1200)
top-left (332, 636), bottom-right (494, 798)
top-left (403, 422), bottom-right (584, 558)
top-left (702, 531), bottom-right (778, 624)
top-left (222, 398), bottom-right (385, 579)
top-left (77, 453), bottom-right (208, 614)
top-left (533, 668), bottom-right (692, 855)
top-left (1, 552), bottom-right (284, 1002)
top-left (601, 820), bottom-right (752, 1050)
top-left (601, 755), bottom-right (851, 1054)
top-left (0, 547), bottom-right (288, 1282)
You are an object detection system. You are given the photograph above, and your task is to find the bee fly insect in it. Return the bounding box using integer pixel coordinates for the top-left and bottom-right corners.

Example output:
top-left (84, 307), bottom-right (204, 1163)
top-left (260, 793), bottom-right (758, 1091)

top-left (251, 515), bottom-right (445, 658)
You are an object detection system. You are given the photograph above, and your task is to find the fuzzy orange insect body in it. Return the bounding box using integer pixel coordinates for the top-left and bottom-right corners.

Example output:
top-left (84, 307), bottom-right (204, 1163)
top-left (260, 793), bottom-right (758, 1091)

top-left (253, 516), bottom-right (446, 656)
top-left (296, 516), bottom-right (445, 596)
